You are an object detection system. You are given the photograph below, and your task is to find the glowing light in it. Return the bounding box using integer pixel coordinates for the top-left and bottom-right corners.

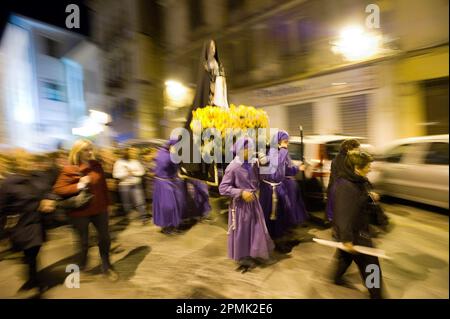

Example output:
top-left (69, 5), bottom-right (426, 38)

top-left (72, 115), bottom-right (105, 137)
top-left (89, 109), bottom-right (111, 125)
top-left (165, 80), bottom-right (187, 101)
top-left (331, 25), bottom-right (382, 61)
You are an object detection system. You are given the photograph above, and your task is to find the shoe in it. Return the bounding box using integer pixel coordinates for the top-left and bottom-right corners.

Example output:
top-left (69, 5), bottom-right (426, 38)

top-left (15, 287), bottom-right (40, 299)
top-left (275, 244), bottom-right (290, 254)
top-left (241, 263), bottom-right (257, 273)
top-left (240, 265), bottom-right (250, 273)
top-left (38, 285), bottom-right (49, 295)
top-left (334, 277), bottom-right (353, 288)
top-left (370, 292), bottom-right (384, 299)
top-left (161, 227), bottom-right (174, 234)
top-left (237, 258), bottom-right (257, 272)
top-left (323, 220), bottom-right (332, 228)
top-left (334, 278), bottom-right (345, 285)
top-left (236, 264), bottom-right (251, 273)
top-left (103, 269), bottom-right (119, 282)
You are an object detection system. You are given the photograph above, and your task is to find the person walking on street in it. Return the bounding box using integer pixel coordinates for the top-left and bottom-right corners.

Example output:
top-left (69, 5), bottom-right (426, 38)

top-left (113, 147), bottom-right (149, 223)
top-left (152, 138), bottom-right (187, 234)
top-left (219, 137), bottom-right (274, 272)
top-left (53, 139), bottom-right (119, 282)
top-left (0, 151), bottom-right (58, 297)
top-left (332, 150), bottom-right (384, 299)
top-left (326, 139), bottom-right (360, 222)
top-left (259, 131), bottom-right (305, 243)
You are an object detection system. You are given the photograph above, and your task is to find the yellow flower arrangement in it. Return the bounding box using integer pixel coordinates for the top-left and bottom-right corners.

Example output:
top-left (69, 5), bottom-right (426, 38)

top-left (190, 104), bottom-right (269, 159)
top-left (190, 104), bottom-right (269, 132)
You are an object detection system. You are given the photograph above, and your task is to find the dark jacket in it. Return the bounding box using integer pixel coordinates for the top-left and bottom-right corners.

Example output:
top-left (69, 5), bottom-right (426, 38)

top-left (0, 171), bottom-right (58, 250)
top-left (326, 152), bottom-right (348, 221)
top-left (328, 152), bottom-right (347, 191)
top-left (332, 164), bottom-right (372, 246)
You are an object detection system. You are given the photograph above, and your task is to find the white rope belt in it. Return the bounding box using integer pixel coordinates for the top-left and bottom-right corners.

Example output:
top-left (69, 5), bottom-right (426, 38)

top-left (154, 176), bottom-right (177, 181)
top-left (226, 191), bottom-right (260, 235)
top-left (227, 197), bottom-right (237, 235)
top-left (262, 180), bottom-right (282, 220)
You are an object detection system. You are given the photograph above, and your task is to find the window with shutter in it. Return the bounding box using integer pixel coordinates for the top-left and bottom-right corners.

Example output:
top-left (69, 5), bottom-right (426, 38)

top-left (287, 102), bottom-right (314, 136)
top-left (339, 94), bottom-right (369, 137)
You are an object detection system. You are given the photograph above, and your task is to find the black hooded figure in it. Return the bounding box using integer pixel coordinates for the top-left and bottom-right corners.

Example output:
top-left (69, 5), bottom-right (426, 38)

top-left (181, 39), bottom-right (229, 184)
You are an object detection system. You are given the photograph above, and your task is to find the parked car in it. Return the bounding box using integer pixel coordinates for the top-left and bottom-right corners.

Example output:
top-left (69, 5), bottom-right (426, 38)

top-left (368, 134), bottom-right (449, 209)
top-left (288, 135), bottom-right (373, 211)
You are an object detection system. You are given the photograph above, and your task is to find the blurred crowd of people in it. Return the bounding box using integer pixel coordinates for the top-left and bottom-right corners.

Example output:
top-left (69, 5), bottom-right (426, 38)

top-left (0, 142), bottom-right (164, 297)
top-left (0, 144), bottom-right (159, 219)
top-left (0, 134), bottom-right (388, 299)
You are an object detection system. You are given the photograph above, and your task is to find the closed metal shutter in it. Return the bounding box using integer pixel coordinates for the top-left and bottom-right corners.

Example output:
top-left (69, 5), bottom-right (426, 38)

top-left (287, 102), bottom-right (314, 136)
top-left (339, 94), bottom-right (369, 137)
top-left (424, 77), bottom-right (449, 135)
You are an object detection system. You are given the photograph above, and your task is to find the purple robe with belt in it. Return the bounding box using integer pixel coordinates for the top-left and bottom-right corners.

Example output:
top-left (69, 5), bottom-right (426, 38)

top-left (152, 147), bottom-right (187, 228)
top-left (219, 158), bottom-right (274, 261)
top-left (283, 177), bottom-right (308, 225)
top-left (260, 147), bottom-right (306, 238)
top-left (184, 179), bottom-right (211, 219)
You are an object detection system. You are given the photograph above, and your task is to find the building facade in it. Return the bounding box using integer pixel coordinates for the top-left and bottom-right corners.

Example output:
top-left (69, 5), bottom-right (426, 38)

top-left (0, 14), bottom-right (105, 150)
top-left (162, 0), bottom-right (449, 147)
top-left (88, 0), bottom-right (165, 142)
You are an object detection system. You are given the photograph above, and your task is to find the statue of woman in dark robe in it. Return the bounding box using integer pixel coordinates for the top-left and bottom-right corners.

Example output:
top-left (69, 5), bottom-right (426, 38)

top-left (185, 39), bottom-right (229, 128)
top-left (180, 39), bottom-right (230, 186)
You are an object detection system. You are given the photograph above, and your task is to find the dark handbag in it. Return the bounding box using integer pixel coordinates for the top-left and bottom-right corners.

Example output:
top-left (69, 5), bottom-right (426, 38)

top-left (1, 213), bottom-right (21, 231)
top-left (57, 188), bottom-right (94, 210)
top-left (367, 202), bottom-right (389, 226)
top-left (364, 183), bottom-right (389, 227)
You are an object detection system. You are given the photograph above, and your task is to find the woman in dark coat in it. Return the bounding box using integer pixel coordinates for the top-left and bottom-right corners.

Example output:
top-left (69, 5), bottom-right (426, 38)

top-left (0, 152), bottom-right (57, 295)
top-left (332, 150), bottom-right (384, 299)
top-left (326, 139), bottom-right (360, 221)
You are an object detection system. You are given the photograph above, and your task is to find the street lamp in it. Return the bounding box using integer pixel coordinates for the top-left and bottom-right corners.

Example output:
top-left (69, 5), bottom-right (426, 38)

top-left (165, 80), bottom-right (188, 101)
top-left (331, 25), bottom-right (382, 62)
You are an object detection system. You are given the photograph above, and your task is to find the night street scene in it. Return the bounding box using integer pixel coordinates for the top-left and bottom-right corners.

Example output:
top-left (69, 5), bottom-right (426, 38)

top-left (0, 0), bottom-right (448, 303)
